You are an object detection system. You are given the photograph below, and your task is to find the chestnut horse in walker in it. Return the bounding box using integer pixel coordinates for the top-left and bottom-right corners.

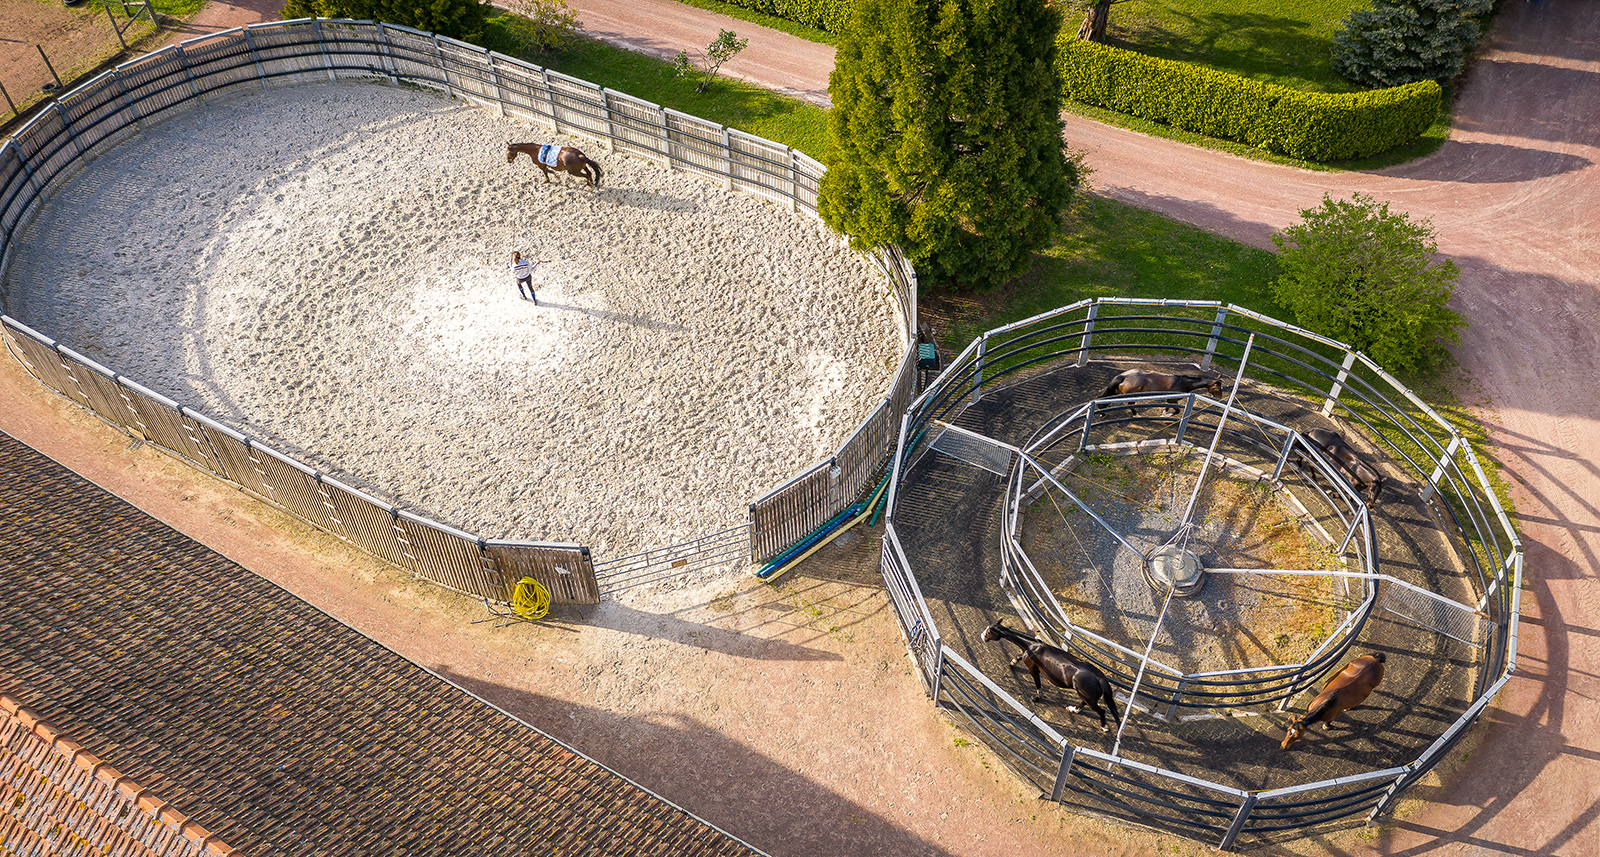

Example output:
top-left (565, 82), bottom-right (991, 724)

top-left (507, 142), bottom-right (604, 188)
top-left (1281, 653), bottom-right (1386, 749)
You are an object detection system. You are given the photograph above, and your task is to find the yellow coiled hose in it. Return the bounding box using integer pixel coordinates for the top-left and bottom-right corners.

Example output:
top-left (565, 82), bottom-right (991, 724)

top-left (512, 576), bottom-right (551, 620)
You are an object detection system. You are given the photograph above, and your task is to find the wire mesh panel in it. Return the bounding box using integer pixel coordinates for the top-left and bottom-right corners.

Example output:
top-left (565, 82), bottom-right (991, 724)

top-left (928, 421), bottom-right (1016, 475)
top-left (1378, 581), bottom-right (1484, 645)
top-left (486, 542), bottom-right (599, 604)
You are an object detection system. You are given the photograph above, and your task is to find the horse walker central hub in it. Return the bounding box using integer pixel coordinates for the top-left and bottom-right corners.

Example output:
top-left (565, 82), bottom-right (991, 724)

top-left (1144, 544), bottom-right (1205, 596)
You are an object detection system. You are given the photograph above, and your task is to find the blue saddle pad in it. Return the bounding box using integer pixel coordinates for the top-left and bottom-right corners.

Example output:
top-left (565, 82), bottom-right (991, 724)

top-left (538, 144), bottom-right (561, 168)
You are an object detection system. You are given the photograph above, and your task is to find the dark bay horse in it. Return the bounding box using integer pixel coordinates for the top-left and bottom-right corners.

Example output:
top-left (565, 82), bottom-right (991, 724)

top-left (1102, 369), bottom-right (1225, 415)
top-left (1300, 428), bottom-right (1387, 503)
top-left (982, 620), bottom-right (1120, 732)
top-left (507, 142), bottom-right (604, 187)
top-left (1281, 653), bottom-right (1386, 749)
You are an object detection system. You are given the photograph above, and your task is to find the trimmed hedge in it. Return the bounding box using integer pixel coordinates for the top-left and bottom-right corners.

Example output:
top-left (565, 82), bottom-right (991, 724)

top-left (1057, 37), bottom-right (1440, 162)
top-left (715, 0), bottom-right (851, 32)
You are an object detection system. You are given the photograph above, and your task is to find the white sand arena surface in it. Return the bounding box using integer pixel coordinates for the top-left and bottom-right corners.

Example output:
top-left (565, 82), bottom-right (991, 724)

top-left (5, 81), bottom-right (902, 580)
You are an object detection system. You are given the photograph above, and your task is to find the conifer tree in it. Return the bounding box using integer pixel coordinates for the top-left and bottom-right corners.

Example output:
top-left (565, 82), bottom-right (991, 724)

top-left (819, 0), bottom-right (1079, 290)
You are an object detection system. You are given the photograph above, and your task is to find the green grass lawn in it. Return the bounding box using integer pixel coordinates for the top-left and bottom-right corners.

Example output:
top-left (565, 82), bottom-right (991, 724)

top-left (927, 194), bottom-right (1284, 351)
top-left (1099, 0), bottom-right (1362, 93)
top-left (501, 29), bottom-right (831, 158)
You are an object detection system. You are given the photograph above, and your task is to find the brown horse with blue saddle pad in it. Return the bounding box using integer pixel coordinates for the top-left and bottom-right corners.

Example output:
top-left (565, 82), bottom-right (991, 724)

top-left (507, 142), bottom-right (604, 188)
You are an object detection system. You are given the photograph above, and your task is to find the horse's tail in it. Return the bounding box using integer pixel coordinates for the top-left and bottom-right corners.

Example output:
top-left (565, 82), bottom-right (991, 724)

top-left (1102, 681), bottom-right (1119, 722)
top-left (587, 157), bottom-right (604, 187)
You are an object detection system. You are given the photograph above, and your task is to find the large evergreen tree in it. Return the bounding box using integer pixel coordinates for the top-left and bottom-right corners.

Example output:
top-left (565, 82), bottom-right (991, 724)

top-left (819, 0), bottom-right (1079, 290)
top-left (1332, 0), bottom-right (1492, 87)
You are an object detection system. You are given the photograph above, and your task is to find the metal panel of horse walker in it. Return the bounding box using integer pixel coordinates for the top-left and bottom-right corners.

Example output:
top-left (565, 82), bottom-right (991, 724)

top-left (1, 318), bottom-right (76, 398)
top-left (484, 542), bottom-right (599, 605)
top-left (315, 473), bottom-right (412, 567)
top-left (394, 510), bottom-right (495, 598)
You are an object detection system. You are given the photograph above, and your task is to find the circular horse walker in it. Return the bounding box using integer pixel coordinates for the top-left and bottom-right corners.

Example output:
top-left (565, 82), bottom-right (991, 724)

top-left (880, 298), bottom-right (1521, 848)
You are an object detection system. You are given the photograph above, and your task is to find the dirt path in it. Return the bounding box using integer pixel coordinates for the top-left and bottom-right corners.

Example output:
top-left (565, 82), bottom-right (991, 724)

top-left (4, 1), bottom-right (1596, 855)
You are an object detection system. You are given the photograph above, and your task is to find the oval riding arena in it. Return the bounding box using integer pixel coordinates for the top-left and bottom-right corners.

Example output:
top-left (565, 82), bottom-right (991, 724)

top-left (0, 20), bottom-right (920, 611)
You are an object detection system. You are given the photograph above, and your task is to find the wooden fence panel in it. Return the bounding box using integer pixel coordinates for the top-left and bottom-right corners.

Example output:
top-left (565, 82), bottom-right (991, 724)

top-left (111, 377), bottom-right (220, 473)
top-left (545, 71), bottom-right (607, 140)
top-left (484, 542), bottom-right (599, 604)
top-left (244, 441), bottom-right (338, 531)
top-left (316, 474), bottom-right (411, 566)
top-left (749, 459), bottom-right (834, 563)
top-left (728, 129), bottom-right (791, 209)
top-left (1, 320), bottom-right (74, 397)
top-left (395, 511), bottom-right (493, 597)
top-left (664, 108), bottom-right (726, 183)
top-left (54, 346), bottom-right (128, 427)
top-left (57, 72), bottom-right (138, 158)
top-left (493, 58), bottom-right (556, 129)
top-left (604, 91), bottom-right (668, 165)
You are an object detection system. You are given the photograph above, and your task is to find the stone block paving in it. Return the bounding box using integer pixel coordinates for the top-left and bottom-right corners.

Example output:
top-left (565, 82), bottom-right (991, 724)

top-left (0, 430), bottom-right (761, 857)
top-left (891, 359), bottom-right (1481, 816)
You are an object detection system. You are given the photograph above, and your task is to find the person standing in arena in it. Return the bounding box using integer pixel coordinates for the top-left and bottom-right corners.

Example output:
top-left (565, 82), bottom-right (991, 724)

top-left (510, 251), bottom-right (538, 304)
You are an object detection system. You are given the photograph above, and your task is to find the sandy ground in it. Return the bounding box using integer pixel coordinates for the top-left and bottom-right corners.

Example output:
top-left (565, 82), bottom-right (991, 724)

top-left (4, 81), bottom-right (900, 574)
top-left (2, 1), bottom-right (1597, 856)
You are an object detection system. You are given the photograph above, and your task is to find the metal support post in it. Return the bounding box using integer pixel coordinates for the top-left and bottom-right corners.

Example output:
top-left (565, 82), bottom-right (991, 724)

top-left (1321, 350), bottom-right (1357, 416)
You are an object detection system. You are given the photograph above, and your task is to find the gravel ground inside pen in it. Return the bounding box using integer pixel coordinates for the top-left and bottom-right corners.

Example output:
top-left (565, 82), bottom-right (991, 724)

top-left (4, 80), bottom-right (902, 602)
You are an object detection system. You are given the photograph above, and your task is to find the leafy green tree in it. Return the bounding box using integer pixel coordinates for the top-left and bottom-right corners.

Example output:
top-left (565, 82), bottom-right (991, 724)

top-left (1332, 0), bottom-right (1492, 87)
top-left (499, 0), bottom-right (580, 55)
top-left (672, 29), bottom-right (749, 93)
top-left (280, 0), bottom-right (491, 43)
top-left (819, 0), bottom-right (1079, 290)
top-left (1271, 193), bottom-right (1465, 372)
